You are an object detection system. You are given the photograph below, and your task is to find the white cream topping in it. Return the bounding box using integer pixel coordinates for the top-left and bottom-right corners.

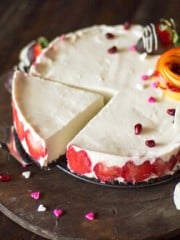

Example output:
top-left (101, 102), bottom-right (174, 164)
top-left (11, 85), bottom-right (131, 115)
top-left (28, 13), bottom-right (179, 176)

top-left (12, 71), bottom-right (104, 166)
top-left (37, 204), bottom-right (47, 212)
top-left (30, 25), bottom-right (159, 96)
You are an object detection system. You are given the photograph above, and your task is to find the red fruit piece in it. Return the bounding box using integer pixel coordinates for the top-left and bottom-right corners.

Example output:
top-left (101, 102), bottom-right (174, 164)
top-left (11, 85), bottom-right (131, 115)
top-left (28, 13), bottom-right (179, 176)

top-left (12, 103), bottom-right (25, 140)
top-left (33, 43), bottom-right (42, 58)
top-left (0, 173), bottom-right (11, 182)
top-left (122, 160), bottom-right (152, 183)
top-left (66, 145), bottom-right (91, 174)
top-left (94, 162), bottom-right (122, 182)
top-left (156, 24), bottom-right (172, 46)
top-left (152, 158), bottom-right (168, 177)
top-left (25, 129), bottom-right (47, 160)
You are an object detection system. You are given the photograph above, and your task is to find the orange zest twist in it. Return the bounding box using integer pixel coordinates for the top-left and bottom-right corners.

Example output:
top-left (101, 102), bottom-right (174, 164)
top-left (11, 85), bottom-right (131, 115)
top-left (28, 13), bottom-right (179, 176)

top-left (155, 47), bottom-right (180, 101)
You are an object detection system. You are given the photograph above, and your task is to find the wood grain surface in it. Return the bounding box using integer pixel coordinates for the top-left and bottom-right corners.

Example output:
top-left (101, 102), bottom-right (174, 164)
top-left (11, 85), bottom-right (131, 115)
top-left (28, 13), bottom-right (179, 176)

top-left (0, 0), bottom-right (180, 239)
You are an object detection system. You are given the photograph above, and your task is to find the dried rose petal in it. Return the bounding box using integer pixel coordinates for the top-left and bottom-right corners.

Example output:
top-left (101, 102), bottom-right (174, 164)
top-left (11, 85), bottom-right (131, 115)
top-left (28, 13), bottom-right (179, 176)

top-left (31, 191), bottom-right (40, 200)
top-left (152, 81), bottom-right (159, 88)
top-left (53, 208), bottom-right (64, 218)
top-left (22, 171), bottom-right (31, 179)
top-left (148, 96), bottom-right (156, 103)
top-left (37, 204), bottom-right (47, 212)
top-left (85, 212), bottom-right (95, 221)
top-left (141, 75), bottom-right (149, 81)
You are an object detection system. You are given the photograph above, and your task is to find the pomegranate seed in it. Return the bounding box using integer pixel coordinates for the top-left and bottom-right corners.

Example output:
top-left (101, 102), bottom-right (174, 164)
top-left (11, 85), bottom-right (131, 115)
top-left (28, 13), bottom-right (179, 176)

top-left (105, 33), bottom-right (115, 39)
top-left (134, 123), bottom-right (142, 135)
top-left (123, 21), bottom-right (131, 30)
top-left (145, 140), bottom-right (156, 147)
top-left (167, 108), bottom-right (176, 116)
top-left (108, 46), bottom-right (118, 54)
top-left (0, 173), bottom-right (11, 182)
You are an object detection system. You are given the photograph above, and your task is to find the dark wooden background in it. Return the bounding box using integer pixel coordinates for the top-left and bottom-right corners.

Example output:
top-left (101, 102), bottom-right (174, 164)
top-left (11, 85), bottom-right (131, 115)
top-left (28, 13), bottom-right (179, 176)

top-left (0, 0), bottom-right (179, 239)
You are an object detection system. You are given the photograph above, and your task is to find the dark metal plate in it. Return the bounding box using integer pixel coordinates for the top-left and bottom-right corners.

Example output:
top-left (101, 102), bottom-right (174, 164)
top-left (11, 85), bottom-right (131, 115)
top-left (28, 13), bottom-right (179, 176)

top-left (56, 157), bottom-right (180, 189)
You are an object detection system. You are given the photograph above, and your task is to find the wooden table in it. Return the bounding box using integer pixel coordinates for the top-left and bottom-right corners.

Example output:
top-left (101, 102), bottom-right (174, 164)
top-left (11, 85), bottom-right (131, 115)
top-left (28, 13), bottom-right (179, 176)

top-left (0, 0), bottom-right (180, 239)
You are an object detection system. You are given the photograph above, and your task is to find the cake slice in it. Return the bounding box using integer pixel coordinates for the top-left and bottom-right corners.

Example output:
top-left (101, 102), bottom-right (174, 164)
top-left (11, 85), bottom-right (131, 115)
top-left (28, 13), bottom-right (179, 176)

top-left (67, 87), bottom-right (180, 183)
top-left (12, 71), bottom-right (104, 166)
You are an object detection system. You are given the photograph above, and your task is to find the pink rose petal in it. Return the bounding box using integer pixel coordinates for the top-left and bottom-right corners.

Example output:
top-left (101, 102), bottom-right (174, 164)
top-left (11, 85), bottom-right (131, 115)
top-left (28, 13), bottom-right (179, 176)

top-left (141, 74), bottom-right (149, 81)
top-left (152, 81), bottom-right (159, 88)
top-left (85, 212), bottom-right (95, 221)
top-left (53, 208), bottom-right (64, 218)
top-left (31, 191), bottom-right (40, 200)
top-left (148, 96), bottom-right (156, 103)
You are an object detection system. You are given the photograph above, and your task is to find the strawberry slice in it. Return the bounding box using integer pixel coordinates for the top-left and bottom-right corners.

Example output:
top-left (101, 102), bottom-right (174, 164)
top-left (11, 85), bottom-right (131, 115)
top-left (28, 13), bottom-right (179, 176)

top-left (94, 162), bottom-right (122, 182)
top-left (122, 160), bottom-right (152, 183)
top-left (152, 158), bottom-right (168, 177)
top-left (156, 24), bottom-right (172, 46)
top-left (12, 103), bottom-right (25, 140)
top-left (25, 129), bottom-right (47, 161)
top-left (33, 43), bottom-right (42, 58)
top-left (66, 145), bottom-right (92, 174)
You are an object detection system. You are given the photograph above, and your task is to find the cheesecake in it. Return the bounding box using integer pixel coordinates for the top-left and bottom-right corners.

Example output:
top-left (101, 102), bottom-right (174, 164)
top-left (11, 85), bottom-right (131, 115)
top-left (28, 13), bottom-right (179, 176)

top-left (9, 20), bottom-right (180, 184)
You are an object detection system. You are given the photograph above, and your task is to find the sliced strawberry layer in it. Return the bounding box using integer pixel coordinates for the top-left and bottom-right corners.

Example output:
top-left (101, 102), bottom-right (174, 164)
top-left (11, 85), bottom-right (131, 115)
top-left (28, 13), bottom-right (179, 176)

top-left (66, 145), bottom-right (179, 183)
top-left (66, 145), bottom-right (92, 174)
top-left (122, 160), bottom-right (152, 183)
top-left (94, 162), bottom-right (122, 182)
top-left (12, 103), bottom-right (25, 140)
top-left (25, 129), bottom-right (47, 161)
